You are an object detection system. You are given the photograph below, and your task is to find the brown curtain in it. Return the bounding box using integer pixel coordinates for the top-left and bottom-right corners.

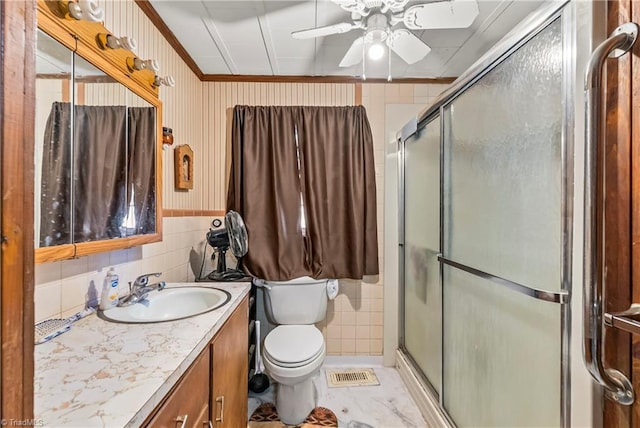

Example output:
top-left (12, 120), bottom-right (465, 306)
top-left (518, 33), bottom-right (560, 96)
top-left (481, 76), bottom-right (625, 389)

top-left (227, 105), bottom-right (378, 280)
top-left (227, 106), bottom-right (310, 280)
top-left (297, 106), bottom-right (379, 278)
top-left (127, 107), bottom-right (156, 235)
top-left (40, 103), bottom-right (155, 246)
top-left (39, 102), bottom-right (73, 246)
top-left (73, 104), bottom-right (128, 242)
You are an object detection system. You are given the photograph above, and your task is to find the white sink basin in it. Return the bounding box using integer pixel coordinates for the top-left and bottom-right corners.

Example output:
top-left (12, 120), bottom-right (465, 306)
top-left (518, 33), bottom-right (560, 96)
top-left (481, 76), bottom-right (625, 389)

top-left (98, 286), bottom-right (231, 323)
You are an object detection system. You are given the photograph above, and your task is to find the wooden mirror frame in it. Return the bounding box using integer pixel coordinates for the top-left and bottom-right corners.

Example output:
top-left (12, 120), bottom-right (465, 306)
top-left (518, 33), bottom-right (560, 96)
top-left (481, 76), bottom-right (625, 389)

top-left (36, 0), bottom-right (163, 263)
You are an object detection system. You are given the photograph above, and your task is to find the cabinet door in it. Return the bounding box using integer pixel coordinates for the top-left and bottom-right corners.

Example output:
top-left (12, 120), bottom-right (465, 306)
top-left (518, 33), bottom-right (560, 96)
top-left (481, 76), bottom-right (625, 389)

top-left (211, 297), bottom-right (249, 428)
top-left (146, 347), bottom-right (210, 428)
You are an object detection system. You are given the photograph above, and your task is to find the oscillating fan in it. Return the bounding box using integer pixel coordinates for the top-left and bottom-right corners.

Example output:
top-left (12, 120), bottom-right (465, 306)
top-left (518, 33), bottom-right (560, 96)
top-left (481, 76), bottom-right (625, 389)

top-left (291, 0), bottom-right (479, 67)
top-left (206, 210), bottom-right (248, 281)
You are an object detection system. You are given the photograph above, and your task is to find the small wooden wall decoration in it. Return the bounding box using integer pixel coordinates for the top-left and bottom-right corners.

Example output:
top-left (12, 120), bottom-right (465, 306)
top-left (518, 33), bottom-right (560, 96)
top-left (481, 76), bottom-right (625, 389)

top-left (174, 144), bottom-right (194, 190)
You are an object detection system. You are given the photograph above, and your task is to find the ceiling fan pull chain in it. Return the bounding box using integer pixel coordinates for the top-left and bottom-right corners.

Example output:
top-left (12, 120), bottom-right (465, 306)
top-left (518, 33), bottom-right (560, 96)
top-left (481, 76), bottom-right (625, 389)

top-left (387, 43), bottom-right (392, 82)
top-left (362, 38), bottom-right (367, 80)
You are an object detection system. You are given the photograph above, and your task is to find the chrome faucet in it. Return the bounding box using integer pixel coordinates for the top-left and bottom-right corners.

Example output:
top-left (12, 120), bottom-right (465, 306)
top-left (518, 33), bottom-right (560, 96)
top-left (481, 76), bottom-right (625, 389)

top-left (118, 272), bottom-right (166, 307)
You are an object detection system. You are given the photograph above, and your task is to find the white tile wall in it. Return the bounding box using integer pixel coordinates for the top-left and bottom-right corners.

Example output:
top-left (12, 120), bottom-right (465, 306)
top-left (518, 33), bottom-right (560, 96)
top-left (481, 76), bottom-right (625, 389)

top-left (34, 216), bottom-right (217, 321)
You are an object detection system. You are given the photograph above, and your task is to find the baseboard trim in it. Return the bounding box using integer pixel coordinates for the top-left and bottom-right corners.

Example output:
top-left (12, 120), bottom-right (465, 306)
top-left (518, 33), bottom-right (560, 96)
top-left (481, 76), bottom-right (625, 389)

top-left (396, 350), bottom-right (453, 428)
top-left (323, 356), bottom-right (384, 366)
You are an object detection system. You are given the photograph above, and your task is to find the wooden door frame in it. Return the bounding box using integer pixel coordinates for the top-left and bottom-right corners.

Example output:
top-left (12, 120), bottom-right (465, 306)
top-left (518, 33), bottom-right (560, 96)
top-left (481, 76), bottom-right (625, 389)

top-left (631, 3), bottom-right (640, 426)
top-left (1, 0), bottom-right (36, 420)
top-left (603, 0), bottom-right (639, 426)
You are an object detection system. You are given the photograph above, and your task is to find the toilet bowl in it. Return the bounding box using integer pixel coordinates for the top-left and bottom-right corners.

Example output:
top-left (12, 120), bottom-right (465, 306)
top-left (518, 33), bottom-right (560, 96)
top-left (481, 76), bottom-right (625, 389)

top-left (258, 277), bottom-right (331, 425)
top-left (262, 325), bottom-right (326, 424)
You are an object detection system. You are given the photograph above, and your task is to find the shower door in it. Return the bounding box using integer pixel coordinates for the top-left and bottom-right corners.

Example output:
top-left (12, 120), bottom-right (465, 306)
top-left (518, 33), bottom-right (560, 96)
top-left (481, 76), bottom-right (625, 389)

top-left (441, 16), bottom-right (566, 427)
top-left (402, 116), bottom-right (441, 396)
top-left (400, 7), bottom-right (571, 427)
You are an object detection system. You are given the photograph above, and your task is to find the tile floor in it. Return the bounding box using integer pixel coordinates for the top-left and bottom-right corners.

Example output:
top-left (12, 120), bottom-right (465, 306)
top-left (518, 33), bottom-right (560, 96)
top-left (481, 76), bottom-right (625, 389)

top-left (248, 365), bottom-right (426, 428)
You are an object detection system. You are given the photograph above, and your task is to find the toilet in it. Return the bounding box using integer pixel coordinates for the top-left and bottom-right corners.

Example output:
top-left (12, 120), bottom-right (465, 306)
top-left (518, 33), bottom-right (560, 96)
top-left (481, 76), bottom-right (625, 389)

top-left (259, 276), bottom-right (330, 425)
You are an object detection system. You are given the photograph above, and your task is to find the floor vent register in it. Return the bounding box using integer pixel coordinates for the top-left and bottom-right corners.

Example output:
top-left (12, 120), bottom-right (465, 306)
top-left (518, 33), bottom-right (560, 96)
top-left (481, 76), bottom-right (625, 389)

top-left (326, 368), bottom-right (380, 388)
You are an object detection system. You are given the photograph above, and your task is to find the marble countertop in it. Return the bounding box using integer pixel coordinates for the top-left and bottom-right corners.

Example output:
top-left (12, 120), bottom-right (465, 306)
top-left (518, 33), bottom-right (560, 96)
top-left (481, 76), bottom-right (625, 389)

top-left (34, 282), bottom-right (251, 428)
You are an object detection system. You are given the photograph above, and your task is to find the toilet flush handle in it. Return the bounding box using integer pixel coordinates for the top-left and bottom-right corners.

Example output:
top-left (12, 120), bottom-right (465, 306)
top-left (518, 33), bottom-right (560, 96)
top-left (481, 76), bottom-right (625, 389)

top-left (327, 279), bottom-right (339, 300)
top-left (252, 278), bottom-right (271, 290)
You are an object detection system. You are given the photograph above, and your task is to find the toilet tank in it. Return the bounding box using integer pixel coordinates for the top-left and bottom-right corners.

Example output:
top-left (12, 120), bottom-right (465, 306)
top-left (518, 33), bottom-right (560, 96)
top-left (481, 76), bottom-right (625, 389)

top-left (263, 276), bottom-right (328, 324)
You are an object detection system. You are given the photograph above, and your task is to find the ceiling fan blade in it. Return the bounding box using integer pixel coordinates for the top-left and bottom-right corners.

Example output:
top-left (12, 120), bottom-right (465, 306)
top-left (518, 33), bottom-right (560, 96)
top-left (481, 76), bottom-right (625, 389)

top-left (339, 37), bottom-right (365, 67)
top-left (291, 22), bottom-right (358, 39)
top-left (403, 0), bottom-right (479, 30)
top-left (387, 29), bottom-right (431, 64)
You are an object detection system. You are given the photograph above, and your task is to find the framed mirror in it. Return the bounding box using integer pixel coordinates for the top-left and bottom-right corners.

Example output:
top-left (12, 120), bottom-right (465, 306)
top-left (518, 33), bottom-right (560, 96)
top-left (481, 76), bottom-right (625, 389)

top-left (35, 7), bottom-right (162, 263)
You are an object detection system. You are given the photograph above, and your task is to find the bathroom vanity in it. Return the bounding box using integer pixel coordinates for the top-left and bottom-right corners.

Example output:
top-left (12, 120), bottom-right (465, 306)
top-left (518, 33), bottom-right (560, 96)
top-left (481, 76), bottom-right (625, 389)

top-left (145, 292), bottom-right (248, 427)
top-left (34, 282), bottom-right (250, 427)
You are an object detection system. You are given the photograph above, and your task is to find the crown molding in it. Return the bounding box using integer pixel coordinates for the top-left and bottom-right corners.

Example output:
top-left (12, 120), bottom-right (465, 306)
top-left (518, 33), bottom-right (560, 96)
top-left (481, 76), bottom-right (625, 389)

top-left (200, 74), bottom-right (457, 84)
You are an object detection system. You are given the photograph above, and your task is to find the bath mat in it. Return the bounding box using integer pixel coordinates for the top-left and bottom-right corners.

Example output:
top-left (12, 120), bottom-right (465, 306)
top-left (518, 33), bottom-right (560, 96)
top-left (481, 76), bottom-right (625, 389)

top-left (326, 368), bottom-right (380, 388)
top-left (248, 403), bottom-right (338, 428)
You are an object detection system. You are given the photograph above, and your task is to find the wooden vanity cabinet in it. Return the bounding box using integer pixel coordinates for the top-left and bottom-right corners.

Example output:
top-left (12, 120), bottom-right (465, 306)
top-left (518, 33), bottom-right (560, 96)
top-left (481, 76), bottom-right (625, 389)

top-left (143, 297), bottom-right (249, 428)
top-left (211, 296), bottom-right (249, 428)
top-left (145, 347), bottom-right (210, 428)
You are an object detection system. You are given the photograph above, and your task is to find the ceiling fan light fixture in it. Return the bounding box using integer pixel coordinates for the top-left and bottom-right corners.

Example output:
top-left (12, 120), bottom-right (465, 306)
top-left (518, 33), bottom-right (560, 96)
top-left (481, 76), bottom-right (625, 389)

top-left (364, 13), bottom-right (388, 39)
top-left (363, 15), bottom-right (388, 62)
top-left (295, 0), bottom-right (472, 72)
top-left (368, 43), bottom-right (385, 60)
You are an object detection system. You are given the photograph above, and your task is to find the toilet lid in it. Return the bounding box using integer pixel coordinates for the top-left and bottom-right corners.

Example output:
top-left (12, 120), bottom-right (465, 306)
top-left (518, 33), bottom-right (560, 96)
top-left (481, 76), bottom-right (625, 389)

top-left (264, 325), bottom-right (324, 366)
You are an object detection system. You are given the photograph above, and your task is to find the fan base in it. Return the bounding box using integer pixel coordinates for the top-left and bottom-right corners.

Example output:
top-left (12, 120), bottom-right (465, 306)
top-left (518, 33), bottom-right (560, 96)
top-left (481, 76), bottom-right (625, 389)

top-left (208, 269), bottom-right (247, 282)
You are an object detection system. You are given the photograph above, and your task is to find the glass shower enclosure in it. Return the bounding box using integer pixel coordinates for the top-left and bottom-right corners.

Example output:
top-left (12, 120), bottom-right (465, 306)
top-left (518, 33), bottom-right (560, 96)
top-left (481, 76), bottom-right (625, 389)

top-left (398, 2), bottom-right (575, 426)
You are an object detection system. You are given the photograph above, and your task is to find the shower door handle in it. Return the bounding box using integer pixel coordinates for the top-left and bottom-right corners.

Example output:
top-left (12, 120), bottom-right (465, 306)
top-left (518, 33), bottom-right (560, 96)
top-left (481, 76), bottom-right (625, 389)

top-left (583, 22), bottom-right (638, 406)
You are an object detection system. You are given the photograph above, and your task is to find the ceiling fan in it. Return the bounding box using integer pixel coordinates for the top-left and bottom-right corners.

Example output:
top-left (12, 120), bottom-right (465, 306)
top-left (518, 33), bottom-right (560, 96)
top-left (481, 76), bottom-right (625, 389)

top-left (291, 0), bottom-right (479, 67)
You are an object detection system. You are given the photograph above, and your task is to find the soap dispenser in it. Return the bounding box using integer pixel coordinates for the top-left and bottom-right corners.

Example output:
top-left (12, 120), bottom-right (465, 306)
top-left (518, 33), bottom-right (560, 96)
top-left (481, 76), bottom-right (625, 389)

top-left (99, 268), bottom-right (119, 310)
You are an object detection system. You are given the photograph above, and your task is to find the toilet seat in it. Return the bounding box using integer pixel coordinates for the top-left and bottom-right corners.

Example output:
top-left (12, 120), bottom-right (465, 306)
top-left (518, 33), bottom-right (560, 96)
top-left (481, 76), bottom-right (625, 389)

top-left (264, 325), bottom-right (324, 368)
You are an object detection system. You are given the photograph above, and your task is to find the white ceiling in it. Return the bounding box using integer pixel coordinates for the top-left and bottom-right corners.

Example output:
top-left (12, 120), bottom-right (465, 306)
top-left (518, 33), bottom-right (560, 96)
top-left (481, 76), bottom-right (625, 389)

top-left (148, 0), bottom-right (549, 79)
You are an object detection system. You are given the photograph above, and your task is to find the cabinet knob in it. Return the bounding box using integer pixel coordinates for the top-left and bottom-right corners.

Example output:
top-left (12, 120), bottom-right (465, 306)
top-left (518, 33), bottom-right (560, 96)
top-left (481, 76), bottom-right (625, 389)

top-left (174, 414), bottom-right (188, 428)
top-left (215, 396), bottom-right (225, 423)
